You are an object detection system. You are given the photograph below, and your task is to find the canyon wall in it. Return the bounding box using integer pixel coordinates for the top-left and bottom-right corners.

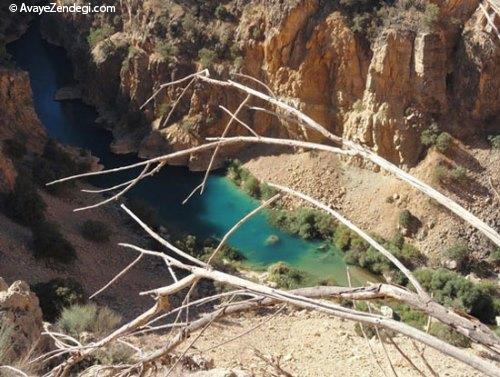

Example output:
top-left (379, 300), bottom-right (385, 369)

top-left (0, 68), bottom-right (46, 191)
top-left (42, 0), bottom-right (499, 169)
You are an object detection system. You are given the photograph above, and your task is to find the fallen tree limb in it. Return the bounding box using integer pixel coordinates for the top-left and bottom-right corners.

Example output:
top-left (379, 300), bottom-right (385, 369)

top-left (117, 243), bottom-right (500, 377)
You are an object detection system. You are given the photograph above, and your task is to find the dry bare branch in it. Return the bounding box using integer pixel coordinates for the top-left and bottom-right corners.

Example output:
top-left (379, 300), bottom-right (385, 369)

top-left (193, 75), bottom-right (500, 247)
top-left (199, 95), bottom-right (251, 195)
top-left (206, 194), bottom-right (280, 265)
top-left (116, 244), bottom-right (500, 377)
top-left (90, 254), bottom-right (145, 300)
top-left (268, 182), bottom-right (428, 298)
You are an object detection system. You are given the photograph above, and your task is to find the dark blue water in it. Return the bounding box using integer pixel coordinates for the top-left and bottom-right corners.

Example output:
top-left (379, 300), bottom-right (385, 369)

top-left (7, 21), bottom-right (372, 286)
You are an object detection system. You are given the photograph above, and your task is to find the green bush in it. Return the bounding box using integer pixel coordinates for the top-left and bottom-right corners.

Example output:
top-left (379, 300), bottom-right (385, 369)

top-left (219, 245), bottom-right (246, 262)
top-left (32, 221), bottom-right (77, 263)
top-left (126, 198), bottom-right (159, 229)
top-left (396, 243), bottom-right (426, 269)
top-left (432, 165), bottom-right (448, 184)
top-left (226, 160), bottom-right (247, 185)
top-left (242, 176), bottom-right (260, 197)
top-left (32, 278), bottom-right (85, 321)
top-left (435, 132), bottom-right (452, 153)
top-left (214, 4), bottom-right (229, 19)
top-left (57, 304), bottom-right (97, 338)
top-left (344, 234), bottom-right (425, 284)
top-left (420, 123), bottom-right (440, 146)
top-left (421, 124), bottom-right (452, 153)
top-left (422, 3), bottom-right (440, 28)
top-left (391, 231), bottom-right (405, 249)
top-left (81, 220), bottom-right (112, 243)
top-left (414, 268), bottom-right (498, 324)
top-left (57, 304), bottom-right (121, 338)
top-left (398, 209), bottom-right (412, 228)
top-left (268, 208), bottom-right (336, 240)
top-left (394, 304), bottom-right (427, 329)
top-left (333, 224), bottom-right (356, 250)
top-left (488, 135), bottom-right (500, 149)
top-left (260, 183), bottom-right (277, 200)
top-left (4, 175), bottom-right (46, 226)
top-left (95, 343), bottom-right (134, 365)
top-left (445, 242), bottom-right (469, 270)
top-left (155, 42), bottom-right (179, 63)
top-left (433, 165), bottom-right (468, 185)
top-left (489, 249), bottom-right (500, 267)
top-left (226, 160), bottom-right (277, 201)
top-left (449, 166), bottom-right (468, 184)
top-left (198, 48), bottom-right (218, 69)
top-left (87, 26), bottom-right (115, 48)
top-left (268, 262), bottom-right (305, 289)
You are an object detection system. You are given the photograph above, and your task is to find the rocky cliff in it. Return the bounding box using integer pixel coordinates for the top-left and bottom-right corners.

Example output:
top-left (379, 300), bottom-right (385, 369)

top-left (0, 278), bottom-right (45, 363)
top-left (41, 0), bottom-right (499, 169)
top-left (0, 68), bottom-right (46, 191)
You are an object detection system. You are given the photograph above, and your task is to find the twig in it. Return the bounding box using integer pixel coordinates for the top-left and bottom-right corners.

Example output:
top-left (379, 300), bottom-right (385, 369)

top-left (387, 336), bottom-right (426, 377)
top-left (201, 305), bottom-right (287, 352)
top-left (347, 267), bottom-right (388, 377)
top-left (117, 244), bottom-right (500, 377)
top-left (0, 366), bottom-right (29, 377)
top-left (160, 77), bottom-right (195, 129)
top-left (206, 194), bottom-right (280, 265)
top-left (90, 254), bottom-right (144, 300)
top-left (268, 182), bottom-right (428, 298)
top-left (367, 302), bottom-right (399, 377)
top-left (81, 162), bottom-right (165, 194)
top-left (219, 105), bottom-right (260, 137)
top-left (232, 72), bottom-right (277, 98)
top-left (140, 70), bottom-right (208, 110)
top-left (412, 340), bottom-right (439, 377)
top-left (121, 203), bottom-right (206, 268)
top-left (74, 162), bottom-right (151, 212)
top-left (199, 95), bottom-right (251, 195)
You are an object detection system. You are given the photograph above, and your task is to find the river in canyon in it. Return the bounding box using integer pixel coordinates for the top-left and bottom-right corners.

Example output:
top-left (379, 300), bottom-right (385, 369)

top-left (7, 21), bottom-right (374, 286)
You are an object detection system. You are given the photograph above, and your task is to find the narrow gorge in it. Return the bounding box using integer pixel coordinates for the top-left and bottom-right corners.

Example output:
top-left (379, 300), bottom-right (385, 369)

top-left (0, 0), bottom-right (499, 376)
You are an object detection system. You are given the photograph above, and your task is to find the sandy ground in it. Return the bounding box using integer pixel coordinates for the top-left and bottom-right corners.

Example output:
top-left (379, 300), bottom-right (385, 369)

top-left (139, 307), bottom-right (486, 377)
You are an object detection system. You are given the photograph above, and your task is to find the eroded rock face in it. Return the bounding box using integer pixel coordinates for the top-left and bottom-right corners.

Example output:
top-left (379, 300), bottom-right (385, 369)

top-left (0, 278), bottom-right (44, 363)
top-left (0, 68), bottom-right (46, 191)
top-left (452, 7), bottom-right (500, 133)
top-left (41, 0), bottom-right (499, 169)
top-left (342, 29), bottom-right (447, 166)
top-left (0, 150), bottom-right (16, 192)
top-left (0, 69), bottom-right (45, 149)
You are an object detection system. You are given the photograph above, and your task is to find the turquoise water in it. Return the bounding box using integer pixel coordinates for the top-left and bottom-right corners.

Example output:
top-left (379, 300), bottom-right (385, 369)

top-left (7, 21), bottom-right (373, 286)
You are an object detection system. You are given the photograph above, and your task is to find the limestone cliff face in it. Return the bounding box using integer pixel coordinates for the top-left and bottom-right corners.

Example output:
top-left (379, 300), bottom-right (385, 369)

top-left (0, 68), bottom-right (46, 191)
top-left (342, 29), bottom-right (447, 166)
top-left (0, 69), bottom-right (45, 148)
top-left (452, 6), bottom-right (500, 132)
top-left (41, 0), bottom-right (499, 169)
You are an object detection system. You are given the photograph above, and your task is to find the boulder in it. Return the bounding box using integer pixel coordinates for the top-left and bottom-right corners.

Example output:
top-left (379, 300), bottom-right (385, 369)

top-left (0, 279), bottom-right (44, 363)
